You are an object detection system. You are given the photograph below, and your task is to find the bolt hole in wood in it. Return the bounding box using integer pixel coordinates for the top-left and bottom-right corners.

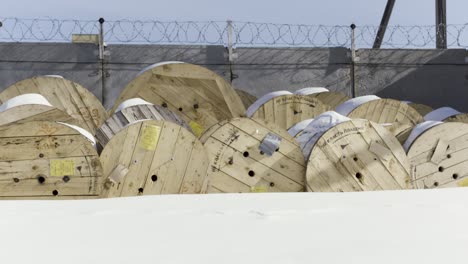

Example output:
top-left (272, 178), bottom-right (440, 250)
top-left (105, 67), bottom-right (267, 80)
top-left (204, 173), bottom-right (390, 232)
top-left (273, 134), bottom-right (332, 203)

top-left (243, 151), bottom-right (249, 158)
top-left (178, 107), bottom-right (183, 111)
top-left (447, 154), bottom-right (452, 159)
top-left (39, 153), bottom-right (44, 158)
top-left (353, 157), bottom-right (358, 162)
top-left (62, 176), bottom-right (70, 182)
top-left (138, 188), bottom-right (144, 193)
top-left (248, 170), bottom-right (255, 177)
top-left (355, 172), bottom-right (363, 181)
top-left (270, 182), bottom-right (275, 187)
top-left (438, 166), bottom-right (444, 172)
top-left (434, 182), bottom-right (439, 187)
top-left (193, 104), bottom-right (199, 109)
top-left (151, 175), bottom-right (158, 182)
top-left (275, 148), bottom-right (279, 152)
top-left (453, 174), bottom-right (459, 180)
top-left (162, 102), bottom-right (168, 108)
top-left (52, 190), bottom-right (58, 196)
top-left (37, 175), bottom-right (46, 184)
top-left (260, 151), bottom-right (264, 155)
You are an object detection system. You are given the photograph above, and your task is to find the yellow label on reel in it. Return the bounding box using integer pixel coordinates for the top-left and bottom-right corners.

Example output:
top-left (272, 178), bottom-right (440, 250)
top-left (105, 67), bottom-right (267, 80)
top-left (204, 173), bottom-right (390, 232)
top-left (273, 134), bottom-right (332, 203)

top-left (50, 159), bottom-right (75, 176)
top-left (189, 121), bottom-right (204, 137)
top-left (139, 125), bottom-right (161, 151)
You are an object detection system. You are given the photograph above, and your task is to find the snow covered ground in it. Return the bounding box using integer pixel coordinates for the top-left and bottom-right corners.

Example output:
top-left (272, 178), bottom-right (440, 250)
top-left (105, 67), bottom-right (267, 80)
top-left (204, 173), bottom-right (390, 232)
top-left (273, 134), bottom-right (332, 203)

top-left (1, 189), bottom-right (467, 264)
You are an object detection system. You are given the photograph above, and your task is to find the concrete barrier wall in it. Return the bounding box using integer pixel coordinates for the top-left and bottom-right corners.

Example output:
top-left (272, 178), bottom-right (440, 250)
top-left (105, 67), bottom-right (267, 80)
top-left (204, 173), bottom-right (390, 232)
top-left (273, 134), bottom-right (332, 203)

top-left (0, 43), bottom-right (467, 111)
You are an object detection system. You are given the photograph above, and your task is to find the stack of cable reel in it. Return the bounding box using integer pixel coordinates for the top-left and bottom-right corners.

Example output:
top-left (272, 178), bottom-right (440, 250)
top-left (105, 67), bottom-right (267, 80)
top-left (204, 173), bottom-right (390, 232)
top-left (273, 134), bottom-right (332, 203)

top-left (235, 89), bottom-right (257, 108)
top-left (336, 95), bottom-right (424, 143)
top-left (0, 121), bottom-right (101, 199)
top-left (95, 98), bottom-right (191, 150)
top-left (295, 87), bottom-right (351, 109)
top-left (246, 90), bottom-right (330, 130)
top-left (404, 120), bottom-right (468, 188)
top-left (110, 61), bottom-right (246, 137)
top-left (200, 117), bottom-right (306, 193)
top-left (424, 107), bottom-right (468, 123)
top-left (98, 99), bottom-right (210, 198)
top-left (0, 75), bottom-right (108, 134)
top-left (295, 111), bottom-right (412, 192)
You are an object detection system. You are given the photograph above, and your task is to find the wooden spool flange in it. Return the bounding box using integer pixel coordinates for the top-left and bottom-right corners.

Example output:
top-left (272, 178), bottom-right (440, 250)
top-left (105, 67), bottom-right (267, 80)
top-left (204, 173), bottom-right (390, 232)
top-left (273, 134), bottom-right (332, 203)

top-left (337, 97), bottom-right (423, 143)
top-left (200, 117), bottom-right (306, 193)
top-left (247, 91), bottom-right (330, 130)
top-left (405, 121), bottom-right (468, 188)
top-left (110, 62), bottom-right (246, 136)
top-left (300, 112), bottom-right (411, 192)
top-left (100, 120), bottom-right (210, 197)
top-left (0, 76), bottom-right (107, 134)
top-left (96, 100), bottom-right (190, 149)
top-left (235, 89), bottom-right (257, 109)
top-left (0, 121), bottom-right (102, 199)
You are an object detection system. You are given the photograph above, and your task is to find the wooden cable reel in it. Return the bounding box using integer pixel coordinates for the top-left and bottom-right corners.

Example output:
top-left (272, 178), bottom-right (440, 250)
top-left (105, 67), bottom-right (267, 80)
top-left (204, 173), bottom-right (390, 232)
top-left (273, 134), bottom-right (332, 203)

top-left (300, 111), bottom-right (411, 192)
top-left (100, 120), bottom-right (210, 197)
top-left (404, 121), bottom-right (468, 188)
top-left (287, 119), bottom-right (314, 138)
top-left (246, 91), bottom-right (330, 130)
top-left (0, 121), bottom-right (102, 199)
top-left (235, 89), bottom-right (257, 109)
top-left (337, 96), bottom-right (423, 143)
top-left (0, 93), bottom-right (83, 127)
top-left (96, 98), bottom-right (191, 149)
top-left (110, 62), bottom-right (246, 136)
top-left (294, 87), bottom-right (350, 109)
top-left (424, 107), bottom-right (468, 123)
top-left (0, 75), bottom-right (107, 134)
top-left (200, 117), bottom-right (306, 193)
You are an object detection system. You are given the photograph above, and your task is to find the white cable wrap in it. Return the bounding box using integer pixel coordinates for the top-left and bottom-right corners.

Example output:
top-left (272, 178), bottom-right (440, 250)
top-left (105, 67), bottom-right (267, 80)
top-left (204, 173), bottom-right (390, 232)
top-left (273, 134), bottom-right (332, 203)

top-left (294, 87), bottom-right (329, 95)
top-left (297, 111), bottom-right (351, 159)
top-left (116, 98), bottom-right (153, 112)
top-left (335, 95), bottom-right (381, 116)
top-left (246, 91), bottom-right (293, 117)
top-left (137, 61), bottom-right (185, 76)
top-left (0, 93), bottom-right (53, 112)
top-left (403, 121), bottom-right (443, 152)
top-left (43, 75), bottom-right (64, 79)
top-left (57, 122), bottom-right (97, 149)
top-left (287, 119), bottom-right (314, 137)
top-left (424, 107), bottom-right (461, 121)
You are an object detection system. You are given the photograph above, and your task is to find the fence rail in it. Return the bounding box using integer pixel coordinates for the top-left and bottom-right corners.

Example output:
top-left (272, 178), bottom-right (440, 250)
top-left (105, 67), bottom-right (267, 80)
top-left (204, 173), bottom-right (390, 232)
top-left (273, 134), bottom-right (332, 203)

top-left (1, 17), bottom-right (468, 48)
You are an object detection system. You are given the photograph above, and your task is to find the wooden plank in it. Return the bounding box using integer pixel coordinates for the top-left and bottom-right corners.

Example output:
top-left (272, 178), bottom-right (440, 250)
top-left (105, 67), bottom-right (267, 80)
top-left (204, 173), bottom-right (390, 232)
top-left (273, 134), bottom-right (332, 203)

top-left (250, 94), bottom-right (330, 130)
top-left (0, 76), bottom-right (107, 134)
top-left (200, 117), bottom-right (306, 193)
top-left (0, 121), bottom-right (102, 199)
top-left (110, 62), bottom-right (245, 136)
top-left (305, 119), bottom-right (411, 192)
top-left (100, 120), bottom-right (210, 197)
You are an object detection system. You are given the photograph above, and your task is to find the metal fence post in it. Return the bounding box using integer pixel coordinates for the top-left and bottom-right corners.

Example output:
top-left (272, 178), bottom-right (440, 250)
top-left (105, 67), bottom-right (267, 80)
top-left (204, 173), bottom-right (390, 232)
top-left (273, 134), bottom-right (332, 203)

top-left (350, 23), bottom-right (357, 98)
top-left (226, 20), bottom-right (238, 83)
top-left (98, 17), bottom-right (106, 105)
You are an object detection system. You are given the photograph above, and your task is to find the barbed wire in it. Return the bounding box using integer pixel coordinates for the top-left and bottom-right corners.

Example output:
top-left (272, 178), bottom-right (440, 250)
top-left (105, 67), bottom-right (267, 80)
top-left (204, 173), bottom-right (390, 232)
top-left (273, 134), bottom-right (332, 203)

top-left (1, 17), bottom-right (468, 48)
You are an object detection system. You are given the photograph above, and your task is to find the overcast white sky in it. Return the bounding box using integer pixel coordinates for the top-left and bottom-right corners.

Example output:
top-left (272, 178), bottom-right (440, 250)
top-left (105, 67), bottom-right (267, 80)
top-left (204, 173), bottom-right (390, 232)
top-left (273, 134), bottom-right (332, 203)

top-left (1, 0), bottom-right (467, 25)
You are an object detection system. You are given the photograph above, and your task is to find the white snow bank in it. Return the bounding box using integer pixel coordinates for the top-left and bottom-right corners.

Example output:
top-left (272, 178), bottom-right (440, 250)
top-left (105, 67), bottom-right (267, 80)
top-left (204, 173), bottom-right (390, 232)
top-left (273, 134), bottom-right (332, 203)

top-left (0, 189), bottom-right (467, 264)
